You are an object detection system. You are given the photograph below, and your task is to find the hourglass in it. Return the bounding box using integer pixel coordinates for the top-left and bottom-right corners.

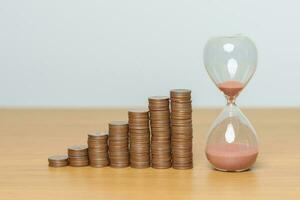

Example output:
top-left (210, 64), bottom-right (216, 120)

top-left (203, 35), bottom-right (259, 172)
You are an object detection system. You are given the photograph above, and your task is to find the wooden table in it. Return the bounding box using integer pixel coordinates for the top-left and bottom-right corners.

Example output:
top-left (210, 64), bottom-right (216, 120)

top-left (0, 109), bottom-right (299, 199)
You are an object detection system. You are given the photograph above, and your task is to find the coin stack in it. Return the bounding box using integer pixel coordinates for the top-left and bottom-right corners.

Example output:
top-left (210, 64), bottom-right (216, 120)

top-left (88, 132), bottom-right (109, 168)
top-left (128, 109), bottom-right (150, 169)
top-left (108, 121), bottom-right (130, 168)
top-left (48, 155), bottom-right (69, 167)
top-left (170, 89), bottom-right (193, 169)
top-left (68, 145), bottom-right (89, 167)
top-left (148, 96), bottom-right (172, 169)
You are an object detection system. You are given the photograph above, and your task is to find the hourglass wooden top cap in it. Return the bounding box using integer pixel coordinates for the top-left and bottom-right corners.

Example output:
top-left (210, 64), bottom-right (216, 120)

top-left (203, 35), bottom-right (257, 87)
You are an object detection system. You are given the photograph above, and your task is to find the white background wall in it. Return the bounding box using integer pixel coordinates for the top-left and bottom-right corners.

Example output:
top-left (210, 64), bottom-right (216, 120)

top-left (0, 0), bottom-right (299, 107)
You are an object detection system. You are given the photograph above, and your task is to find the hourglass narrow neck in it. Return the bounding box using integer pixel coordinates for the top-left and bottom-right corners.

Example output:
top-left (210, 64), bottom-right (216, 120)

top-left (217, 80), bottom-right (243, 105)
top-left (226, 96), bottom-right (237, 105)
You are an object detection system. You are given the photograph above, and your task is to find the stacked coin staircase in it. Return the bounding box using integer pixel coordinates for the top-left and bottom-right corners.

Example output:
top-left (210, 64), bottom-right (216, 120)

top-left (48, 89), bottom-right (193, 170)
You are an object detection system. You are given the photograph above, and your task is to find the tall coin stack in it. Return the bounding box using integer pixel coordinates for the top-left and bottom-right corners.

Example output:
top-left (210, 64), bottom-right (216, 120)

top-left (128, 109), bottom-right (150, 169)
top-left (170, 89), bottom-right (193, 169)
top-left (88, 132), bottom-right (109, 168)
top-left (108, 121), bottom-right (130, 168)
top-left (148, 96), bottom-right (172, 169)
top-left (68, 145), bottom-right (89, 167)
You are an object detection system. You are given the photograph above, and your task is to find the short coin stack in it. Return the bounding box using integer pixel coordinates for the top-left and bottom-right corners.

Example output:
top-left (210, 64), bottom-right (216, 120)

top-left (108, 121), bottom-right (130, 168)
top-left (68, 145), bottom-right (89, 167)
top-left (48, 155), bottom-right (69, 167)
top-left (170, 89), bottom-right (193, 169)
top-left (148, 96), bottom-right (172, 169)
top-left (128, 109), bottom-right (150, 169)
top-left (88, 132), bottom-right (109, 167)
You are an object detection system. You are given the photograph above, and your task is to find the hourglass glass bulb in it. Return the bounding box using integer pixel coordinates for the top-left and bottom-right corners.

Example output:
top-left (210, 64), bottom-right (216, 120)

top-left (204, 35), bottom-right (257, 100)
top-left (205, 104), bottom-right (258, 171)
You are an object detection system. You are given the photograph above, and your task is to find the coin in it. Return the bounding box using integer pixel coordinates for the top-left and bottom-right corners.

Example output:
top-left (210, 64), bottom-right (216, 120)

top-left (109, 121), bottom-right (129, 127)
top-left (148, 95), bottom-right (172, 169)
top-left (108, 121), bottom-right (130, 168)
top-left (48, 155), bottom-right (69, 167)
top-left (170, 89), bottom-right (191, 98)
top-left (88, 132), bottom-right (108, 138)
top-left (68, 144), bottom-right (88, 151)
top-left (48, 155), bottom-right (68, 161)
top-left (68, 145), bottom-right (88, 155)
top-left (87, 131), bottom-right (109, 168)
top-left (69, 161), bottom-right (89, 167)
top-left (67, 144), bottom-right (89, 167)
top-left (128, 108), bottom-right (151, 169)
top-left (170, 89), bottom-right (193, 170)
top-left (128, 108), bottom-right (149, 114)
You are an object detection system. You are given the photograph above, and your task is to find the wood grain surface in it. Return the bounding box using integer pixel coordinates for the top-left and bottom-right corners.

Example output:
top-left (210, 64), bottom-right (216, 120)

top-left (0, 108), bottom-right (299, 200)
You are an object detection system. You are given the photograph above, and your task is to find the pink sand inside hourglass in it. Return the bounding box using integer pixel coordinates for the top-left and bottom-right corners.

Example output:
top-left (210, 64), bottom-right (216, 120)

top-left (218, 81), bottom-right (244, 97)
top-left (206, 143), bottom-right (258, 171)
